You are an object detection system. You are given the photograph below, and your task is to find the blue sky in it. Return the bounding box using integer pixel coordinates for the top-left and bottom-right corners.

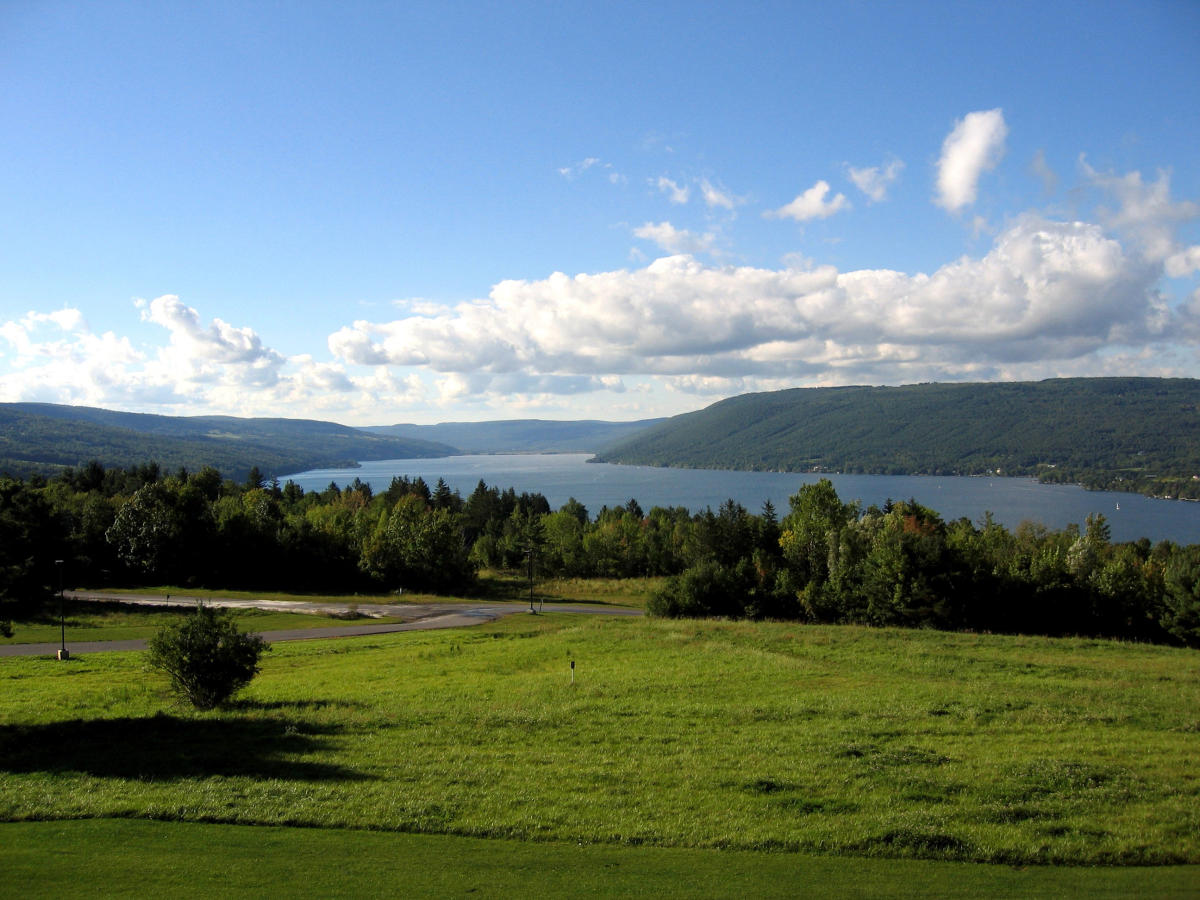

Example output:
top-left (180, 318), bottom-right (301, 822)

top-left (2, 1), bottom-right (1198, 425)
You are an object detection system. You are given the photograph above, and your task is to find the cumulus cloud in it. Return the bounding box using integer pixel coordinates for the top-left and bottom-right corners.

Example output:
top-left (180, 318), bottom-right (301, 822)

top-left (633, 221), bottom-right (717, 256)
top-left (1, 309), bottom-right (90, 359)
top-left (0, 310), bottom-right (145, 406)
top-left (140, 295), bottom-right (284, 385)
top-left (330, 210), bottom-right (1176, 393)
top-left (655, 176), bottom-right (690, 204)
top-left (847, 159), bottom-right (904, 202)
top-left (768, 180), bottom-right (849, 222)
top-left (0, 297), bottom-right (438, 422)
top-left (935, 108), bottom-right (1008, 211)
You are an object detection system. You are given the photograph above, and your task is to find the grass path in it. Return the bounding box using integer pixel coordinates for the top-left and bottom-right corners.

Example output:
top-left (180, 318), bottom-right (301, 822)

top-left (3, 819), bottom-right (1197, 898)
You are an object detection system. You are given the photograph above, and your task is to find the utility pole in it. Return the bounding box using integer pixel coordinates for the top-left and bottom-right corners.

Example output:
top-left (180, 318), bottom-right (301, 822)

top-left (55, 559), bottom-right (68, 661)
top-left (526, 544), bottom-right (535, 613)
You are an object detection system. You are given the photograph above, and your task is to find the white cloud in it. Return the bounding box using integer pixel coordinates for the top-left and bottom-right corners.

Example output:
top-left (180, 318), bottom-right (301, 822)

top-left (330, 211), bottom-right (1175, 392)
top-left (655, 176), bottom-right (690, 204)
top-left (0, 297), bottom-right (439, 423)
top-left (0, 309), bottom-right (91, 359)
top-left (935, 108), bottom-right (1008, 211)
top-left (633, 221), bottom-right (717, 256)
top-left (651, 176), bottom-right (739, 210)
top-left (847, 159), bottom-right (904, 202)
top-left (4, 166), bottom-right (1195, 423)
top-left (1166, 246), bottom-right (1200, 278)
top-left (1082, 161), bottom-right (1199, 263)
top-left (557, 157), bottom-right (601, 178)
top-left (490, 373), bottom-right (619, 395)
top-left (667, 374), bottom-right (749, 395)
top-left (0, 308), bottom-right (147, 405)
top-left (767, 180), bottom-right (849, 222)
top-left (558, 157), bottom-right (624, 184)
top-left (141, 295), bottom-right (283, 370)
top-left (283, 354), bottom-right (355, 394)
top-left (435, 372), bottom-right (491, 402)
top-left (700, 178), bottom-right (737, 210)
top-left (1030, 149), bottom-right (1058, 195)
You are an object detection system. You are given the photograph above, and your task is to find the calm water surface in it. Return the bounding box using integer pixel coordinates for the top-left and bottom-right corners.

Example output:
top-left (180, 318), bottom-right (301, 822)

top-left (281, 453), bottom-right (1200, 545)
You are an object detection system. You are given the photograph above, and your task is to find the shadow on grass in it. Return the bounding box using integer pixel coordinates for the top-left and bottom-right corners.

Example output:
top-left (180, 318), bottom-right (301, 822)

top-left (0, 714), bottom-right (366, 782)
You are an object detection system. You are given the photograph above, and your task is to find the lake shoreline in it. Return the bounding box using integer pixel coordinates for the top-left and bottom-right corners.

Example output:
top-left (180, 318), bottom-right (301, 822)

top-left (279, 453), bottom-right (1200, 545)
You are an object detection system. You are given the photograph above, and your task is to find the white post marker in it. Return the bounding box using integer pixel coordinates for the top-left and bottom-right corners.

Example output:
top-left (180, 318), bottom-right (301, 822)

top-left (570, 659), bottom-right (575, 685)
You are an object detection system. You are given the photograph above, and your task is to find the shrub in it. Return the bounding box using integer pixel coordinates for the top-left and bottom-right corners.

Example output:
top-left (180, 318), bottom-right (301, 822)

top-left (648, 560), bottom-right (750, 618)
top-left (147, 603), bottom-right (269, 709)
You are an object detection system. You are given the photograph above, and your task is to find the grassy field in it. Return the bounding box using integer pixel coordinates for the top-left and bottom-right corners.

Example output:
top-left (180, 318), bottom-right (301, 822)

top-left (2, 613), bottom-right (1197, 872)
top-left (3, 599), bottom-right (407, 644)
top-left (534, 574), bottom-right (662, 607)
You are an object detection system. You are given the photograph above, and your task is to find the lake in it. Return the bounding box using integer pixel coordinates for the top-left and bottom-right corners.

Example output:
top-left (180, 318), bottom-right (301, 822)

top-left (279, 453), bottom-right (1200, 545)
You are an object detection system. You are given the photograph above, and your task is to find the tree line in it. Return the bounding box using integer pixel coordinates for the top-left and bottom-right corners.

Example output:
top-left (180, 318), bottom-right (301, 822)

top-left (0, 461), bottom-right (1197, 647)
top-left (650, 480), bottom-right (1199, 648)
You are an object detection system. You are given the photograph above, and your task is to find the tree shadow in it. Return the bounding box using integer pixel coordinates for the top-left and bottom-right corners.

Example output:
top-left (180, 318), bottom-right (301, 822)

top-left (0, 714), bottom-right (366, 781)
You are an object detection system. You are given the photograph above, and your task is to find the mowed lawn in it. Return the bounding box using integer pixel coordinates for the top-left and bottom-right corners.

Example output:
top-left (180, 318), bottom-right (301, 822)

top-left (5, 819), bottom-right (1199, 898)
top-left (2, 613), bottom-right (1198, 893)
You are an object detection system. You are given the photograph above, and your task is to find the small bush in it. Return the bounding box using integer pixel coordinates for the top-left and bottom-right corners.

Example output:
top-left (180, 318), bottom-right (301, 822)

top-left (647, 560), bottom-right (750, 618)
top-left (147, 604), bottom-right (269, 709)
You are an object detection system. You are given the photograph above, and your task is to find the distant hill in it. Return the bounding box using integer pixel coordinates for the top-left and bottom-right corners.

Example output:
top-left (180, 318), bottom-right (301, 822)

top-left (0, 403), bottom-right (457, 482)
top-left (594, 378), bottom-right (1200, 499)
top-left (364, 418), bottom-right (663, 453)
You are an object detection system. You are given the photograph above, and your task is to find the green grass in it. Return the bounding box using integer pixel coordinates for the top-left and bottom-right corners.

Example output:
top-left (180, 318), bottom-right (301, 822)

top-left (3, 600), bottom-right (406, 644)
top-left (536, 574), bottom-right (662, 607)
top-left (459, 570), bottom-right (662, 607)
top-left (1, 615), bottom-right (1198, 870)
top-left (4, 819), bottom-right (1199, 898)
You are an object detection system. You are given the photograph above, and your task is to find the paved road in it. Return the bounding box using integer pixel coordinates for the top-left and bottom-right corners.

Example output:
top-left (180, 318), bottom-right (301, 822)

top-left (0, 591), bottom-right (642, 658)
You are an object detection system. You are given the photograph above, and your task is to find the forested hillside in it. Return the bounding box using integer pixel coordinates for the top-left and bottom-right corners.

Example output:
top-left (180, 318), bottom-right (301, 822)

top-left (596, 378), bottom-right (1200, 498)
top-left (365, 418), bottom-right (663, 453)
top-left (0, 403), bottom-right (456, 481)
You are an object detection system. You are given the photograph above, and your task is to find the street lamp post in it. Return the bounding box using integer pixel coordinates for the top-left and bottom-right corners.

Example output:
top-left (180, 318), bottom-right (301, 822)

top-left (526, 545), bottom-right (535, 613)
top-left (55, 559), bottom-right (68, 661)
